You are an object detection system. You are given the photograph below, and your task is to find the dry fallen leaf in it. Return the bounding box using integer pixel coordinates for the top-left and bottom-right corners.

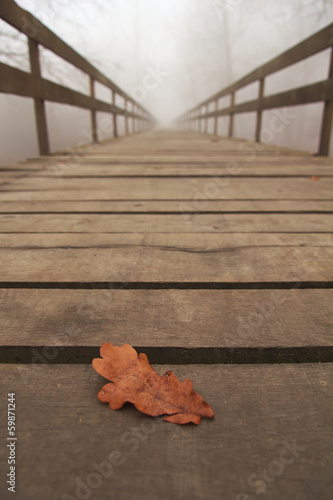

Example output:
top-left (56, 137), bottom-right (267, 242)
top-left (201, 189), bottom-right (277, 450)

top-left (310, 176), bottom-right (320, 181)
top-left (92, 343), bottom-right (214, 425)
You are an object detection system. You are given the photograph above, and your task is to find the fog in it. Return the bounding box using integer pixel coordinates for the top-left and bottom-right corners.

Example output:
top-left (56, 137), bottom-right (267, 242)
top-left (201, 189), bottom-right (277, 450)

top-left (1, 0), bottom-right (333, 165)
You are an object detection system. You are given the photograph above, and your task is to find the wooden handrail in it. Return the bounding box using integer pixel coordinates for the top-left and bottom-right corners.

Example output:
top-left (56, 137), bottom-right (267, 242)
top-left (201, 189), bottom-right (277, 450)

top-left (0, 0), bottom-right (154, 155)
top-left (178, 23), bottom-right (333, 156)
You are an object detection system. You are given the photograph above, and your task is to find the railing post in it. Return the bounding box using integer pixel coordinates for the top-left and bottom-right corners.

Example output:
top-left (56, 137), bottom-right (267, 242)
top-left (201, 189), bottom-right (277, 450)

top-left (112, 90), bottom-right (118, 138)
top-left (204, 104), bottom-right (208, 133)
top-left (133, 105), bottom-right (136, 134)
top-left (255, 78), bottom-right (264, 142)
top-left (89, 77), bottom-right (98, 143)
top-left (125, 98), bottom-right (129, 135)
top-left (140, 108), bottom-right (143, 132)
top-left (214, 99), bottom-right (218, 135)
top-left (138, 107), bottom-right (141, 132)
top-left (228, 92), bottom-right (235, 137)
top-left (28, 39), bottom-right (50, 155)
top-left (319, 46), bottom-right (333, 156)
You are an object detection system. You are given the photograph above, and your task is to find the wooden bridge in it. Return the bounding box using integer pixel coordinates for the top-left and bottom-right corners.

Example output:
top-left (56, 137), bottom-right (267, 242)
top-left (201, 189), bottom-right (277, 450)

top-left (0, 2), bottom-right (332, 499)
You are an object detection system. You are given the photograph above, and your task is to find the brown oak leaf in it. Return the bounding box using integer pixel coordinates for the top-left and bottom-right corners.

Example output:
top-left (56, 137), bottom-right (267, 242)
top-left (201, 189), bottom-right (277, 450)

top-left (92, 343), bottom-right (214, 425)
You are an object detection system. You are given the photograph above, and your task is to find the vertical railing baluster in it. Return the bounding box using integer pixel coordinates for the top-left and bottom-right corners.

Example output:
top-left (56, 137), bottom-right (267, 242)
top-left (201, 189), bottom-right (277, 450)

top-left (319, 46), bottom-right (333, 156)
top-left (255, 78), bottom-right (264, 143)
top-left (204, 104), bottom-right (208, 133)
top-left (28, 39), bottom-right (50, 155)
top-left (228, 92), bottom-right (235, 137)
top-left (89, 77), bottom-right (98, 143)
top-left (133, 104), bottom-right (136, 134)
top-left (125, 98), bottom-right (129, 135)
top-left (112, 90), bottom-right (118, 138)
top-left (214, 99), bottom-right (218, 135)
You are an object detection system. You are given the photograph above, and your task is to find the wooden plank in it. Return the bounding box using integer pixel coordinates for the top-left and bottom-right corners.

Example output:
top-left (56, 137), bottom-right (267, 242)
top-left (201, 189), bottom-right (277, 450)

top-left (83, 144), bottom-right (308, 150)
top-left (0, 289), bottom-right (332, 348)
top-left (27, 154), bottom-right (325, 163)
top-left (0, 213), bottom-right (331, 233)
top-left (19, 164), bottom-right (333, 177)
top-left (0, 364), bottom-right (332, 499)
top-left (0, 173), bottom-right (30, 185)
top-left (51, 152), bottom-right (313, 159)
top-left (0, 233), bottom-right (331, 282)
top-left (0, 178), bottom-right (331, 200)
top-left (82, 142), bottom-right (309, 151)
top-left (0, 164), bottom-right (40, 171)
top-left (0, 200), bottom-right (332, 213)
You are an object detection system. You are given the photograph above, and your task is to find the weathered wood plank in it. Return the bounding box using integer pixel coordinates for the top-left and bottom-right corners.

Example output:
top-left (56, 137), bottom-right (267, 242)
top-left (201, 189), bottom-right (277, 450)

top-left (0, 233), bottom-right (331, 282)
top-left (0, 200), bottom-right (331, 213)
top-left (0, 178), bottom-right (331, 200)
top-left (55, 148), bottom-right (310, 155)
top-left (0, 364), bottom-right (332, 500)
top-left (28, 155), bottom-right (322, 163)
top-left (0, 173), bottom-right (29, 184)
top-left (0, 289), bottom-right (332, 348)
top-left (19, 164), bottom-right (333, 177)
top-left (0, 213), bottom-right (331, 233)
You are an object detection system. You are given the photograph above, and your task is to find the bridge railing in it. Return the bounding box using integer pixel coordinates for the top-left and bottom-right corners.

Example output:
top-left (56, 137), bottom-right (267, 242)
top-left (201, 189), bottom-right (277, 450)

top-left (177, 23), bottom-right (333, 156)
top-left (0, 0), bottom-right (154, 155)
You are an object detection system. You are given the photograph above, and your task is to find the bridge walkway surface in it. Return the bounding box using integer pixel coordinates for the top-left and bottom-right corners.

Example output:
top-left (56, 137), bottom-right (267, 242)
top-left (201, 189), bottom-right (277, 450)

top-left (0, 128), bottom-right (332, 499)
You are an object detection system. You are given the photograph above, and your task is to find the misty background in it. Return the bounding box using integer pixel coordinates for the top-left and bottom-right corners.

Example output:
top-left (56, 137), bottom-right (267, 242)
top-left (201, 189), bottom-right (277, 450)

top-left (1, 0), bottom-right (333, 166)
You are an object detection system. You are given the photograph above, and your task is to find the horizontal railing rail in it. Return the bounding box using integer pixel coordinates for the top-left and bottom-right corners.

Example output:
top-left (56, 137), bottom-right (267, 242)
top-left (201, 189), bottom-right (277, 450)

top-left (177, 23), bottom-right (333, 156)
top-left (0, 0), bottom-right (155, 155)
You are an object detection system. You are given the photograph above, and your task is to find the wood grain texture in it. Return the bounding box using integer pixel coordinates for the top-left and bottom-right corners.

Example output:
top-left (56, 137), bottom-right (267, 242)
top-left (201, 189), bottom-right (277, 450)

top-left (0, 232), bottom-right (331, 282)
top-left (12, 164), bottom-right (333, 177)
top-left (0, 213), bottom-right (331, 233)
top-left (0, 199), bottom-right (332, 213)
top-left (26, 155), bottom-right (321, 163)
top-left (0, 178), bottom-right (332, 200)
top-left (0, 364), bottom-right (332, 500)
top-left (0, 289), bottom-right (332, 348)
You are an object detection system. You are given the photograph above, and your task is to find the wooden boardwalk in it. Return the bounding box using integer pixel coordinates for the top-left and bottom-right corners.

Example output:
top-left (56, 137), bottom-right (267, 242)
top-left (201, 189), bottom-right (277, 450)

top-left (0, 129), bottom-right (333, 499)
